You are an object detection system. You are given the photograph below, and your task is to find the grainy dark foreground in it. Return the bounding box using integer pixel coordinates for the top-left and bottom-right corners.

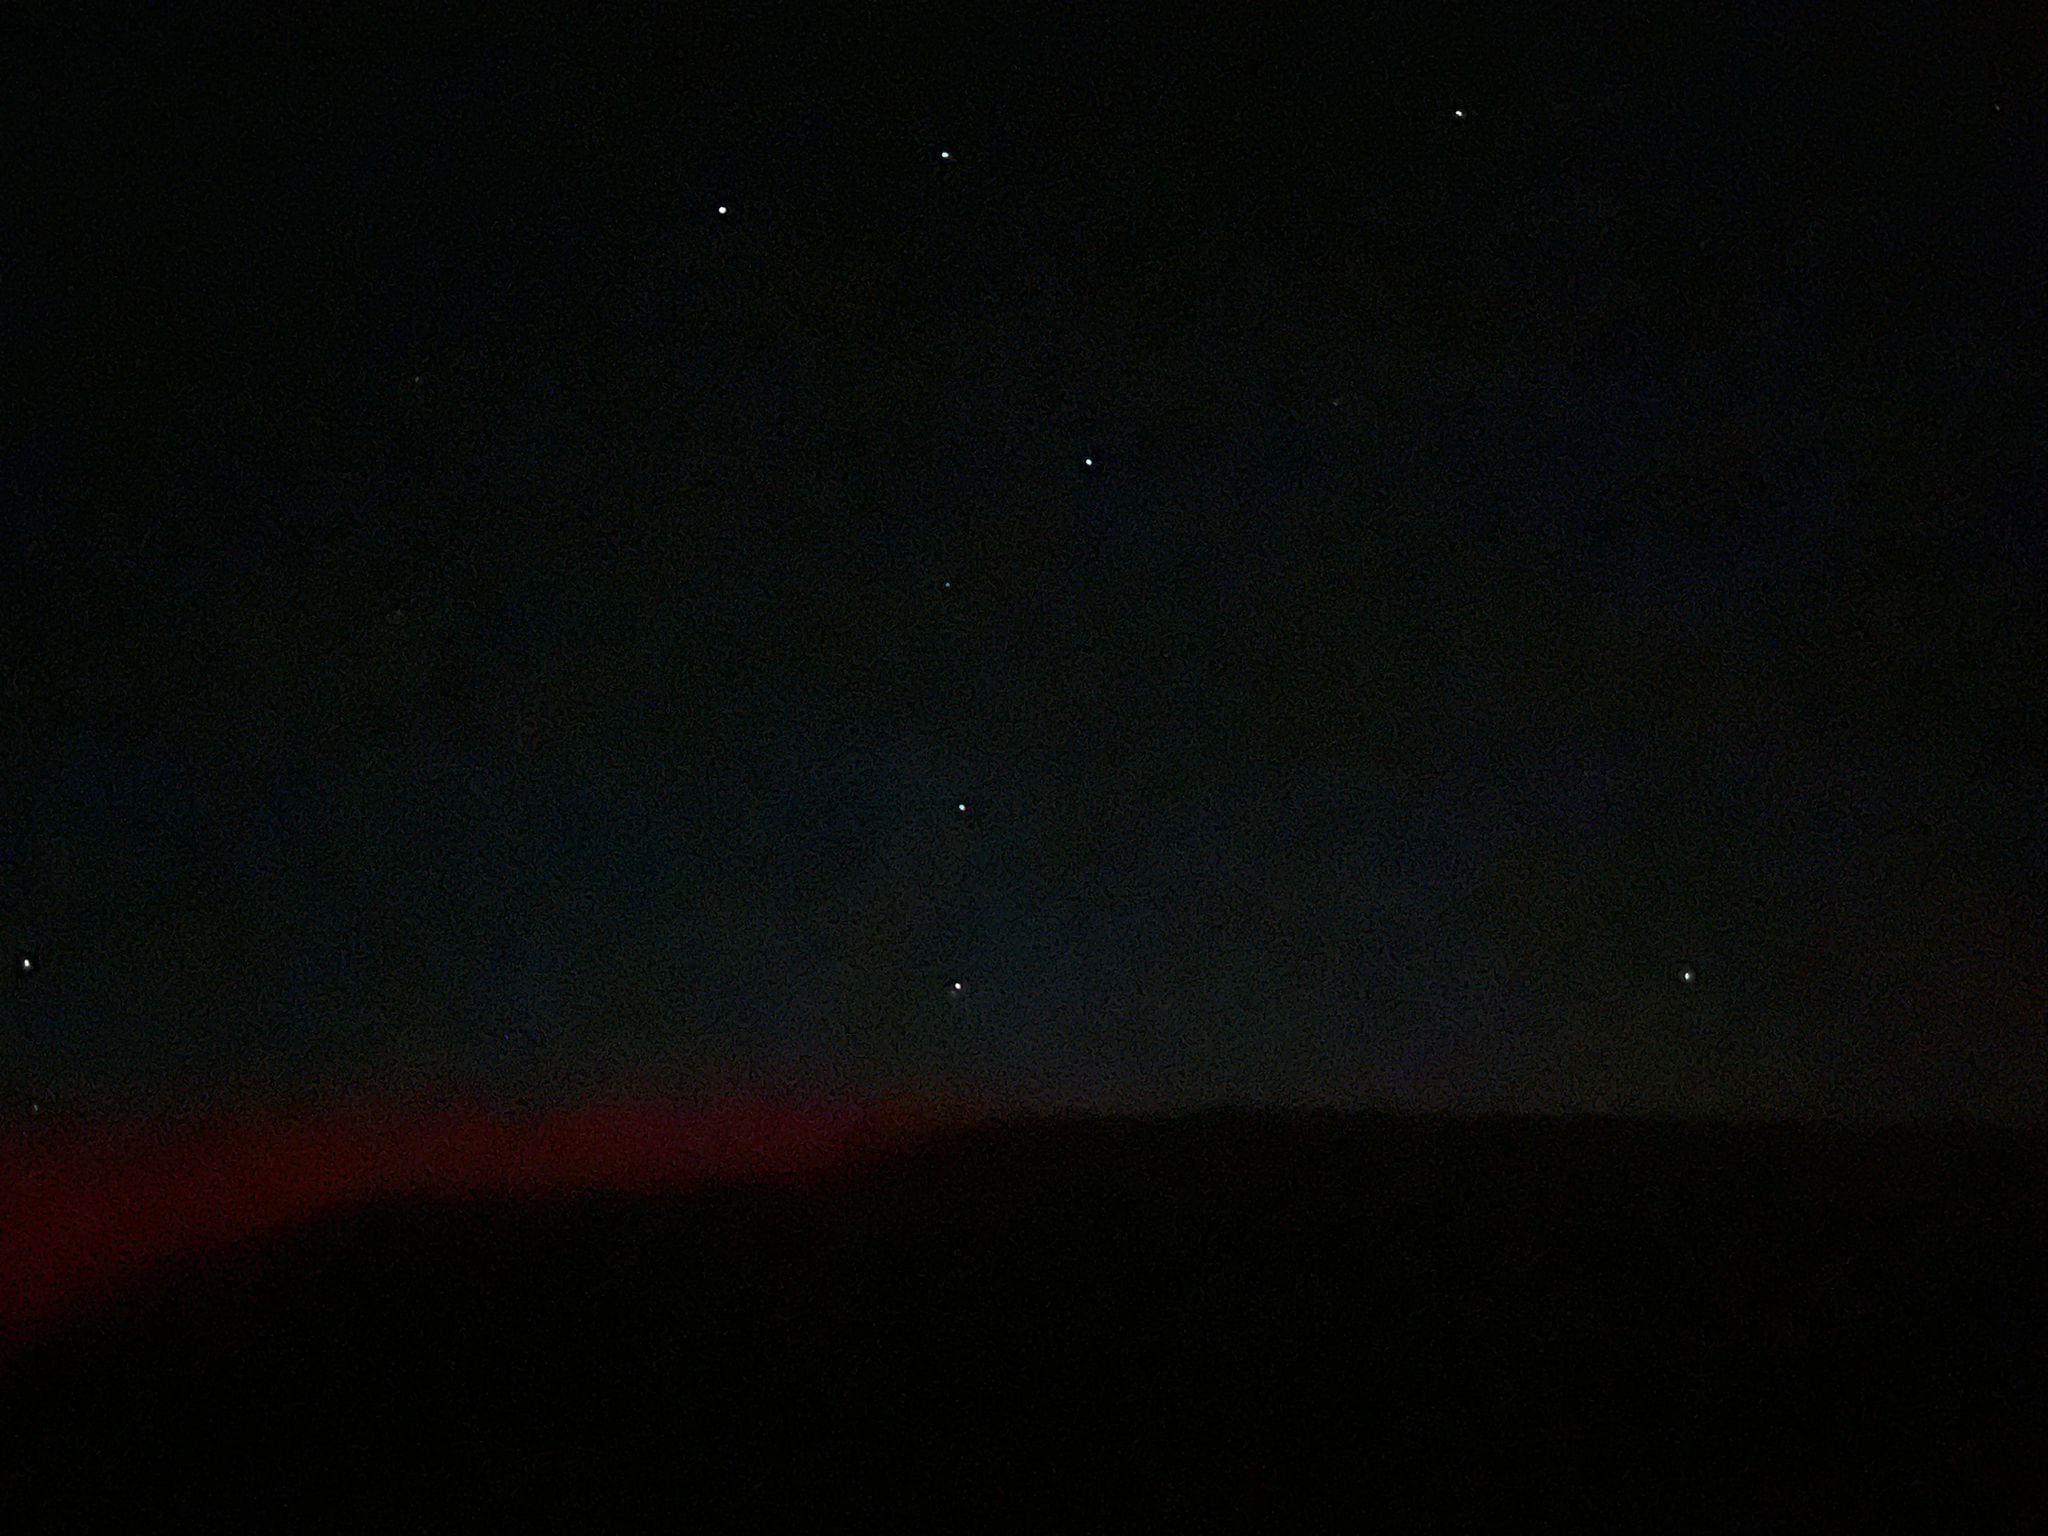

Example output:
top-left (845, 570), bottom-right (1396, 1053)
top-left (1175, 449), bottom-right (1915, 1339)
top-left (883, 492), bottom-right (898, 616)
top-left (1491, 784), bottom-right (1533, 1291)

top-left (5, 1109), bottom-right (2043, 1529)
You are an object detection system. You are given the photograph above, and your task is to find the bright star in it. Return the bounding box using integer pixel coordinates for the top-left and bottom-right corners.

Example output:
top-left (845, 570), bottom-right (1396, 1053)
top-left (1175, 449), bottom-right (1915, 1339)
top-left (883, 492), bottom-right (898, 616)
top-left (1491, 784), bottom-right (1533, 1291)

top-left (717, 205), bottom-right (728, 215)
top-left (1681, 968), bottom-right (1695, 984)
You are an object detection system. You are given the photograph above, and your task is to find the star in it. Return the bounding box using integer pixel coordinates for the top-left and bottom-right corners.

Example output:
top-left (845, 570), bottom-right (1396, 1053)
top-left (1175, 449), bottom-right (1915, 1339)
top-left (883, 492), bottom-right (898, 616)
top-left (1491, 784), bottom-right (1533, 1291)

top-left (952, 981), bottom-right (965, 993)
top-left (1452, 108), bottom-right (1466, 119)
top-left (17, 957), bottom-right (29, 973)
top-left (717, 205), bottom-right (728, 215)
top-left (956, 802), bottom-right (967, 813)
top-left (1681, 968), bottom-right (1695, 984)
top-left (1083, 457), bottom-right (1094, 467)
top-left (939, 149), bottom-right (951, 159)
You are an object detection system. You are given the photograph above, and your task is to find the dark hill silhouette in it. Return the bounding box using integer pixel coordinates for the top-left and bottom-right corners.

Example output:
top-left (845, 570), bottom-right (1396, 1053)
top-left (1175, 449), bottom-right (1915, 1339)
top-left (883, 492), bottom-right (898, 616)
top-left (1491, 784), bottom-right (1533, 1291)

top-left (4, 1108), bottom-right (2043, 1529)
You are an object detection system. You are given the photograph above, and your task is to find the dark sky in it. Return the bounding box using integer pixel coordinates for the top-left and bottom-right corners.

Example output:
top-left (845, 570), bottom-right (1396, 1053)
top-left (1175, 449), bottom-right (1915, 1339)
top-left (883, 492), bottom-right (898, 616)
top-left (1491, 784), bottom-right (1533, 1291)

top-left (5, 2), bottom-right (2044, 1127)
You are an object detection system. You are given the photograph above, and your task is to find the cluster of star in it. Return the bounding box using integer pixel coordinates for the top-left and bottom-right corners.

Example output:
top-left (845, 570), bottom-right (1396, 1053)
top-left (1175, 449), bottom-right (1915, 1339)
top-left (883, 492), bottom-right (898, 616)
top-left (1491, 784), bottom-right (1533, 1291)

top-left (864, 143), bottom-right (1110, 1010)
top-left (933, 459), bottom-right (1099, 1009)
top-left (435, 128), bottom-right (1501, 1029)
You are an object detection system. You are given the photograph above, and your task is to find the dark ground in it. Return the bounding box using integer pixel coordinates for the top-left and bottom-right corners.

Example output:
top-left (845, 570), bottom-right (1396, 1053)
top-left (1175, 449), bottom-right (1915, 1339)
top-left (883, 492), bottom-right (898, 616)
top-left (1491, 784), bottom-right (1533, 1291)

top-left (3, 1108), bottom-right (2043, 1529)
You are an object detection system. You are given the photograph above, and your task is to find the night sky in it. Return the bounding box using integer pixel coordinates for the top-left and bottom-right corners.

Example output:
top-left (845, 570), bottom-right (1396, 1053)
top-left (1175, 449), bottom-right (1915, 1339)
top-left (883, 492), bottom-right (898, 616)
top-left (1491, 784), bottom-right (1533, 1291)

top-left (6, 2), bottom-right (2045, 1130)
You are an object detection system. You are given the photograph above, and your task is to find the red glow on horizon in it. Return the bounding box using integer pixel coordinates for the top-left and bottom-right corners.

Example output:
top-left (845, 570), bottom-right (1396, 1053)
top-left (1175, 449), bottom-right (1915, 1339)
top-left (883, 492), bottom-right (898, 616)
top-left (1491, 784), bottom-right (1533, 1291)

top-left (0, 1092), bottom-right (966, 1360)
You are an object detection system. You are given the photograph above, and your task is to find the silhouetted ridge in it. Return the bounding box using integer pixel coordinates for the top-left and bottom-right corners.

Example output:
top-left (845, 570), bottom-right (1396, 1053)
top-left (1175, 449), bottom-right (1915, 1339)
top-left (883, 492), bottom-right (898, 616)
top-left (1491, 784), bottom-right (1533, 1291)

top-left (5, 1110), bottom-right (2043, 1529)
